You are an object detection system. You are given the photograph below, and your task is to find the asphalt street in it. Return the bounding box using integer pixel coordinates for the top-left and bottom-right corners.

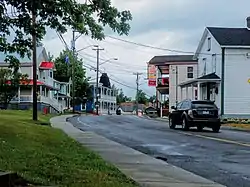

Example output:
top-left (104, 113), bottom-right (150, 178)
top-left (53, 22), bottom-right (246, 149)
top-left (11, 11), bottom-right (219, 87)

top-left (69, 115), bottom-right (250, 187)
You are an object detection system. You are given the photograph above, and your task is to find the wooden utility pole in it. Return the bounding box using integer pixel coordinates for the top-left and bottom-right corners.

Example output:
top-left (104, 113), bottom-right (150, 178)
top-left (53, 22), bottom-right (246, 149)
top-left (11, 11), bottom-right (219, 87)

top-left (133, 72), bottom-right (143, 115)
top-left (32, 5), bottom-right (37, 121)
top-left (71, 31), bottom-right (76, 113)
top-left (93, 46), bottom-right (104, 115)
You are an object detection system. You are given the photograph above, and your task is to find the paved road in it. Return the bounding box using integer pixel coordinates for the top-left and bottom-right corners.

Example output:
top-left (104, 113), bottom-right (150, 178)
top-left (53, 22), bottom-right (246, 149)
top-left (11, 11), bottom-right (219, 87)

top-left (70, 115), bottom-right (250, 187)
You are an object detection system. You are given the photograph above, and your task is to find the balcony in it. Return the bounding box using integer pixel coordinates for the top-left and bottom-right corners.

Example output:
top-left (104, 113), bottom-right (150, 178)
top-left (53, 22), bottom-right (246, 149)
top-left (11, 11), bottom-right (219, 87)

top-left (157, 78), bottom-right (169, 87)
top-left (41, 76), bottom-right (54, 87)
top-left (157, 78), bottom-right (169, 94)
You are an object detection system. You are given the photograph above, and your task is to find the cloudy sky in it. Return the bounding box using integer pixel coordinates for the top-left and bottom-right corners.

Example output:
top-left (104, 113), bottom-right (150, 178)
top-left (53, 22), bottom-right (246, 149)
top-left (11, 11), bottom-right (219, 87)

top-left (43, 0), bottom-right (250, 99)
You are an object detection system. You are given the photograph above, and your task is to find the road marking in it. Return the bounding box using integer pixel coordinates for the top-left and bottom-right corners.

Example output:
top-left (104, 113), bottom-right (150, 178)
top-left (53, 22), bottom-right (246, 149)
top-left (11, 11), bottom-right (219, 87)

top-left (179, 131), bottom-right (250, 147)
top-left (77, 117), bottom-right (91, 127)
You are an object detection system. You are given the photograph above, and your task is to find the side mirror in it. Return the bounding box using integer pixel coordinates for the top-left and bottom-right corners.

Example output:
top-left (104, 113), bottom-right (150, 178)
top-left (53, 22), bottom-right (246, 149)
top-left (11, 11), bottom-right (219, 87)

top-left (171, 106), bottom-right (176, 110)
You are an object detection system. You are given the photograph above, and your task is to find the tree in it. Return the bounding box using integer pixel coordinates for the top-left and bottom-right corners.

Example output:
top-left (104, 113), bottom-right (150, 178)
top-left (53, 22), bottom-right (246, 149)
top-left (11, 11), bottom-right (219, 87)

top-left (99, 73), bottom-right (111, 88)
top-left (149, 95), bottom-right (156, 103)
top-left (0, 68), bottom-right (28, 108)
top-left (0, 1), bottom-right (132, 70)
top-left (116, 88), bottom-right (131, 104)
top-left (136, 90), bottom-right (148, 105)
top-left (53, 50), bottom-right (92, 105)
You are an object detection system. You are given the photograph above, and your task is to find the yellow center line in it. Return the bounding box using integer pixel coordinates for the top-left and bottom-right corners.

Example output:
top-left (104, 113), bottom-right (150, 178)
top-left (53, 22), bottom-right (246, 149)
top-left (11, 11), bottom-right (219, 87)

top-left (179, 132), bottom-right (250, 147)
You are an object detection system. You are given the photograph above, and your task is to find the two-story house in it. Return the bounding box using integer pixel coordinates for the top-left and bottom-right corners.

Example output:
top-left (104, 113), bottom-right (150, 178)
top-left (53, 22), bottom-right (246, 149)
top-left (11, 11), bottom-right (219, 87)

top-left (179, 17), bottom-right (250, 118)
top-left (0, 46), bottom-right (67, 113)
top-left (148, 55), bottom-right (198, 116)
top-left (87, 82), bottom-right (117, 114)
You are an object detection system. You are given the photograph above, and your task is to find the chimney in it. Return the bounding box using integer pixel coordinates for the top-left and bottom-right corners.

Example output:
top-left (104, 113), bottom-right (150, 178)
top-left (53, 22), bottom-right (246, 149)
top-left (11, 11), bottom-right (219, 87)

top-left (247, 17), bottom-right (250, 30)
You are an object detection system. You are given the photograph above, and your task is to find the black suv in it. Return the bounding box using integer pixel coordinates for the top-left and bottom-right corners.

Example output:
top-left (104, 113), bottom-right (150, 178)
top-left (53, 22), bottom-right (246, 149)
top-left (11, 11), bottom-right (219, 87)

top-left (169, 99), bottom-right (221, 132)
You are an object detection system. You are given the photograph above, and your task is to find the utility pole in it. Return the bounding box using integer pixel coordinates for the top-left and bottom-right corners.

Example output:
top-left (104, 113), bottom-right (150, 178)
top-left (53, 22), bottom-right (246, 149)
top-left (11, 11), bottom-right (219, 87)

top-left (93, 46), bottom-right (104, 115)
top-left (133, 72), bottom-right (143, 115)
top-left (71, 31), bottom-right (76, 113)
top-left (32, 4), bottom-right (37, 121)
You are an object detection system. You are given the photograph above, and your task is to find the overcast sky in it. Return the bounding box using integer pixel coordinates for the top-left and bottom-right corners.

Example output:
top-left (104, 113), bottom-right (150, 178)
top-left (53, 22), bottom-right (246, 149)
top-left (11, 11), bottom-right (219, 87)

top-left (43, 0), bottom-right (250, 98)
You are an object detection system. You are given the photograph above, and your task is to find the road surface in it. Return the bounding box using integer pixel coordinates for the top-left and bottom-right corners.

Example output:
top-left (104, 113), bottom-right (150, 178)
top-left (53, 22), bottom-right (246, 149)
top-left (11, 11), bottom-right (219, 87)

top-left (69, 115), bottom-right (250, 187)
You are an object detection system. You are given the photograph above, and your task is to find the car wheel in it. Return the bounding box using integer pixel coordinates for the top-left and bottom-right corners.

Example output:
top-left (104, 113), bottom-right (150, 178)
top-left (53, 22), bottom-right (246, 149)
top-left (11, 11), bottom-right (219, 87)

top-left (197, 125), bottom-right (203, 132)
top-left (182, 117), bottom-right (189, 131)
top-left (169, 117), bottom-right (176, 129)
top-left (212, 125), bottom-right (220, 133)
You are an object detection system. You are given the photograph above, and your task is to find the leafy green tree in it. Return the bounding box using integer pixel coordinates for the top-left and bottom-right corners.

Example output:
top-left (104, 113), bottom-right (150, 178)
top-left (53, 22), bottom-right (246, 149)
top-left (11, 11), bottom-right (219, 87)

top-left (0, 0), bottom-right (132, 70)
top-left (136, 90), bottom-right (148, 105)
top-left (149, 95), bottom-right (156, 103)
top-left (53, 50), bottom-right (92, 105)
top-left (116, 88), bottom-right (131, 104)
top-left (0, 68), bottom-right (28, 108)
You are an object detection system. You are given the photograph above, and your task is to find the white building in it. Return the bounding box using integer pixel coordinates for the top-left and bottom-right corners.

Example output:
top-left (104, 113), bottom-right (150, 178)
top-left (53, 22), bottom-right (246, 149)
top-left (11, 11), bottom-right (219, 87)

top-left (90, 82), bottom-right (117, 114)
top-left (179, 17), bottom-right (250, 118)
top-left (148, 55), bottom-right (198, 116)
top-left (0, 46), bottom-right (70, 113)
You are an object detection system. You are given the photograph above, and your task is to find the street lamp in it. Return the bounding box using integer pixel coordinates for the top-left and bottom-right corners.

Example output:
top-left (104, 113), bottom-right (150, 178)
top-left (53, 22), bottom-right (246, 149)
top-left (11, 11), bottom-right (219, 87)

top-left (99, 58), bottom-right (118, 65)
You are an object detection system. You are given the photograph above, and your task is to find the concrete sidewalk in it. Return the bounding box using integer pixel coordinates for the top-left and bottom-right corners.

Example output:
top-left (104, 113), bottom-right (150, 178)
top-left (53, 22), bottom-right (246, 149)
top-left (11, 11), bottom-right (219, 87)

top-left (50, 115), bottom-right (225, 187)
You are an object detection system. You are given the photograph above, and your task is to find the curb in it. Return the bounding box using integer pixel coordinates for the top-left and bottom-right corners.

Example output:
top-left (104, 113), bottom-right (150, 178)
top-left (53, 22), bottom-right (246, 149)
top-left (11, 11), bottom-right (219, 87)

top-left (50, 115), bottom-right (225, 187)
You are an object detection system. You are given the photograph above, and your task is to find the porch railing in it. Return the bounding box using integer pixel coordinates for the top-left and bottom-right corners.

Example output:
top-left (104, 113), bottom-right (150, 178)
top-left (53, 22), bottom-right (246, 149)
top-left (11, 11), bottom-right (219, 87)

top-left (10, 95), bottom-right (63, 112)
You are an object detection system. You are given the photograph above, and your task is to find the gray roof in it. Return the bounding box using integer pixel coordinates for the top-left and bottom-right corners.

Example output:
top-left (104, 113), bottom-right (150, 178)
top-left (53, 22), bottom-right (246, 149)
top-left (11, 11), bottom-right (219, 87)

top-left (207, 27), bottom-right (250, 46)
top-left (0, 46), bottom-right (44, 63)
top-left (149, 55), bottom-right (197, 65)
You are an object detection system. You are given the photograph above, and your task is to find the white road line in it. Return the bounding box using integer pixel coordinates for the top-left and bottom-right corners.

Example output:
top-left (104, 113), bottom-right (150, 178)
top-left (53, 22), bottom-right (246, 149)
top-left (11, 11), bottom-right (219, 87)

top-left (77, 117), bottom-right (91, 127)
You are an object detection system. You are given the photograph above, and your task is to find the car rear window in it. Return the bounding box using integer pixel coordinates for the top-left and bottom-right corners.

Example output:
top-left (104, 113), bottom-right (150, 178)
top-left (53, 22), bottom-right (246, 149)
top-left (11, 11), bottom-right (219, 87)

top-left (191, 101), bottom-right (217, 109)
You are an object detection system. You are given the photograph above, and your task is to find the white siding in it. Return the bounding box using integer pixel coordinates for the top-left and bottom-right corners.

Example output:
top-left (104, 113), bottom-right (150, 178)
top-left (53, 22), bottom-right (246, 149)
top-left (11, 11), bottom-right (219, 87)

top-left (224, 48), bottom-right (250, 115)
top-left (169, 64), bottom-right (197, 107)
top-left (196, 30), bottom-right (222, 110)
top-left (197, 31), bottom-right (222, 77)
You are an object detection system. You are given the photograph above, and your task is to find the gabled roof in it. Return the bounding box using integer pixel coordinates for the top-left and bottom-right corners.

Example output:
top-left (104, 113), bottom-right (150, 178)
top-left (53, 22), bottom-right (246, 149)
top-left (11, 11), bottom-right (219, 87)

top-left (39, 61), bottom-right (54, 69)
top-left (207, 27), bottom-right (250, 46)
top-left (149, 55), bottom-right (197, 65)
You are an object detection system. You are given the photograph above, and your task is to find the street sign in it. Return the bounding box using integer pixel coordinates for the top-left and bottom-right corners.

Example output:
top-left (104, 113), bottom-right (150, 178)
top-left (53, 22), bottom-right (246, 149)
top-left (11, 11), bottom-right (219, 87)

top-left (148, 80), bottom-right (156, 86)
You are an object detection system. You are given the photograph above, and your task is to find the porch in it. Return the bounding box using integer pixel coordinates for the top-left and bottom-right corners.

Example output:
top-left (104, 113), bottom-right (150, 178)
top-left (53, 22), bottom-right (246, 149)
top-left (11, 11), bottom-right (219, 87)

top-left (179, 73), bottom-right (221, 104)
top-left (10, 83), bottom-right (63, 113)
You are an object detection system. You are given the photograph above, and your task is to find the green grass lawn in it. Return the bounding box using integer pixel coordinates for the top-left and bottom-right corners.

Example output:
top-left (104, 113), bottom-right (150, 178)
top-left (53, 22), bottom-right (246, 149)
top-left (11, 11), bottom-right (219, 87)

top-left (0, 110), bottom-right (138, 187)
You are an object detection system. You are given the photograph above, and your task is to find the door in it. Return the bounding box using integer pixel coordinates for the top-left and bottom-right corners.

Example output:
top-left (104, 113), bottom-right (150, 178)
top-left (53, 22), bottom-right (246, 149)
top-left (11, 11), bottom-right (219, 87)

top-left (171, 101), bottom-right (184, 125)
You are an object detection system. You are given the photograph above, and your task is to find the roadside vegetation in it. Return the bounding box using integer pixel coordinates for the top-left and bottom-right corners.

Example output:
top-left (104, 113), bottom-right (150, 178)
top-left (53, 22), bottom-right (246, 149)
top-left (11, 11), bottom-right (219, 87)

top-left (0, 110), bottom-right (138, 187)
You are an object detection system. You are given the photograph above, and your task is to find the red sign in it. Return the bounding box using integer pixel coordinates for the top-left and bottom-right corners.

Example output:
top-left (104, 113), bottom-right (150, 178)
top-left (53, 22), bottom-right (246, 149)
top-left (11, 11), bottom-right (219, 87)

top-left (148, 79), bottom-right (156, 86)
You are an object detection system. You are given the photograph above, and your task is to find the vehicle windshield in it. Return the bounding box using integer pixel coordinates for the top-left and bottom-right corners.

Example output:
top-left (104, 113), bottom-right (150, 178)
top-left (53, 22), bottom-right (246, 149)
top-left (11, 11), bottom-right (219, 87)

top-left (191, 101), bottom-right (217, 109)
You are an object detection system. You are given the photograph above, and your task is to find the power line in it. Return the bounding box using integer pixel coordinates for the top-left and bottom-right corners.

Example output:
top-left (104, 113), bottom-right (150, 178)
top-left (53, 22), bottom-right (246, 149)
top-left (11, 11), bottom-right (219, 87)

top-left (107, 35), bottom-right (197, 54)
top-left (106, 35), bottom-right (248, 56)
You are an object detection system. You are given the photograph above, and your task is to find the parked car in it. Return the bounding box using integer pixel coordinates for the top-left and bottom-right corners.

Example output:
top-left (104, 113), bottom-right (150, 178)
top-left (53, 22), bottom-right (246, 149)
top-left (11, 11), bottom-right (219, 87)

top-left (168, 99), bottom-right (221, 132)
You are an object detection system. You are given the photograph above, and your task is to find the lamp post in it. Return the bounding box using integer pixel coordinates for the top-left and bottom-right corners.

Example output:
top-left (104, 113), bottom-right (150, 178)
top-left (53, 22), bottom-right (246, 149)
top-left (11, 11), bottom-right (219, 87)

top-left (99, 58), bottom-right (118, 65)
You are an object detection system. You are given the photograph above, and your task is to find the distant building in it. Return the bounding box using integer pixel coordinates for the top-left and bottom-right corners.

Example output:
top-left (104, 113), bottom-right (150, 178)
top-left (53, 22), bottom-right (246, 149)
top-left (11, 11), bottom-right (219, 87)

top-left (147, 55), bottom-right (198, 116)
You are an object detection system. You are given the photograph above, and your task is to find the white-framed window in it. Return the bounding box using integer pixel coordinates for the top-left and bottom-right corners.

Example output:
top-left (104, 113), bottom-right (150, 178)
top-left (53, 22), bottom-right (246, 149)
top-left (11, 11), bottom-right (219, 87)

top-left (212, 54), bottom-right (216, 73)
top-left (207, 37), bottom-right (211, 51)
top-left (187, 67), bottom-right (194, 78)
top-left (202, 58), bottom-right (207, 75)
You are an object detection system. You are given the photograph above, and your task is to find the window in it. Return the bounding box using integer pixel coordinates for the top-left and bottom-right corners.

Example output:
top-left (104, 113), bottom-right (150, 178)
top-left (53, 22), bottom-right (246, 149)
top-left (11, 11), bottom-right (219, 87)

top-left (50, 71), bottom-right (53, 78)
top-left (187, 67), bottom-right (194, 78)
top-left (202, 58), bottom-right (207, 75)
top-left (176, 102), bottom-right (183, 110)
top-left (207, 37), bottom-right (211, 51)
top-left (212, 54), bottom-right (216, 73)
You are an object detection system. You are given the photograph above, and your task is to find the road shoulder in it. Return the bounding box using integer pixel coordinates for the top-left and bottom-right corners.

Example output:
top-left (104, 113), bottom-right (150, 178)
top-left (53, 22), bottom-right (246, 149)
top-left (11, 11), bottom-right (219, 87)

top-left (51, 115), bottom-right (225, 187)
